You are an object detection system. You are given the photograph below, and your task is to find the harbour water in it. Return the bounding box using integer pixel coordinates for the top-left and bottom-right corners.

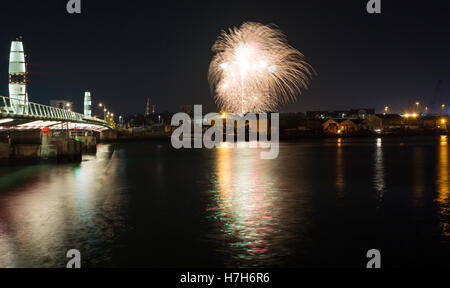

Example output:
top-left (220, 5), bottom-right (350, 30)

top-left (0, 138), bottom-right (449, 267)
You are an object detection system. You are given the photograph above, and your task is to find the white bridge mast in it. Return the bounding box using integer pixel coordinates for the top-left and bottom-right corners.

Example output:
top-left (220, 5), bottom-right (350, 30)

top-left (9, 38), bottom-right (28, 114)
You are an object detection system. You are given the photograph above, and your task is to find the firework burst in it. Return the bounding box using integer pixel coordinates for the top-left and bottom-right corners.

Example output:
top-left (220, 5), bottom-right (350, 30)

top-left (208, 22), bottom-right (314, 113)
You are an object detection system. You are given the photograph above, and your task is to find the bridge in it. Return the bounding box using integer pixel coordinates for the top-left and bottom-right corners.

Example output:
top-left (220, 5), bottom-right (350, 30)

top-left (1, 38), bottom-right (113, 133)
top-left (0, 93), bottom-right (114, 163)
top-left (0, 95), bottom-right (112, 132)
top-left (0, 38), bottom-right (115, 163)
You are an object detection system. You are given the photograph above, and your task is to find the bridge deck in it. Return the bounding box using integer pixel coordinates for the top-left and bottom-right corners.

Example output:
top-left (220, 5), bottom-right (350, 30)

top-left (0, 95), bottom-right (112, 131)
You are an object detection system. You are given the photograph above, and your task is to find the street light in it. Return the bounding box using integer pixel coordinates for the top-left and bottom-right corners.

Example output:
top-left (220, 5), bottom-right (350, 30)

top-left (442, 104), bottom-right (446, 115)
top-left (97, 102), bottom-right (108, 119)
top-left (415, 102), bottom-right (420, 112)
top-left (384, 106), bottom-right (389, 114)
top-left (97, 102), bottom-right (114, 121)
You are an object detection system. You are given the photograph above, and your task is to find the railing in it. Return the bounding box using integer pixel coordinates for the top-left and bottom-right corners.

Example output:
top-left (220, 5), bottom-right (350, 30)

top-left (0, 95), bottom-right (111, 127)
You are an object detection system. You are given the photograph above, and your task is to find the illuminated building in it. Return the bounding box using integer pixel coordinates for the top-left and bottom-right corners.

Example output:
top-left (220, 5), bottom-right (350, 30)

top-left (306, 108), bottom-right (375, 120)
top-left (50, 100), bottom-right (73, 111)
top-left (145, 98), bottom-right (151, 116)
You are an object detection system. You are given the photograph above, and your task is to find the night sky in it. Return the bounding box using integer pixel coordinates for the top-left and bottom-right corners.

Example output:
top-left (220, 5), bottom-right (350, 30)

top-left (0, 0), bottom-right (449, 116)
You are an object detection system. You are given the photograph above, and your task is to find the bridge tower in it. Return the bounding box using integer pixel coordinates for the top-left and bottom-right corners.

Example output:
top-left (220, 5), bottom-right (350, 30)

top-left (8, 38), bottom-right (28, 114)
top-left (84, 91), bottom-right (92, 117)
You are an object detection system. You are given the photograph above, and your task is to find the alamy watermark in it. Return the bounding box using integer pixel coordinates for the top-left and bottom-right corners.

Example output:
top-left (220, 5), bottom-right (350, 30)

top-left (366, 0), bottom-right (381, 14)
top-left (66, 0), bottom-right (81, 14)
top-left (66, 249), bottom-right (81, 268)
top-left (366, 249), bottom-right (381, 268)
top-left (170, 105), bottom-right (279, 160)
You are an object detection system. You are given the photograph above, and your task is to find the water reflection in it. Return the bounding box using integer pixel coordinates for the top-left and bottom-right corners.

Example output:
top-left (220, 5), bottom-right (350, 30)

top-left (412, 147), bottom-right (424, 207)
top-left (0, 144), bottom-right (126, 267)
top-left (437, 139), bottom-right (450, 237)
top-left (1, 139), bottom-right (449, 267)
top-left (207, 144), bottom-right (282, 267)
top-left (336, 138), bottom-right (345, 196)
top-left (374, 138), bottom-right (385, 206)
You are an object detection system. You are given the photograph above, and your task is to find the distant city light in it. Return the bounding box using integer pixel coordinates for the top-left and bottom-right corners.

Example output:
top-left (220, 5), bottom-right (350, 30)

top-left (401, 113), bottom-right (418, 118)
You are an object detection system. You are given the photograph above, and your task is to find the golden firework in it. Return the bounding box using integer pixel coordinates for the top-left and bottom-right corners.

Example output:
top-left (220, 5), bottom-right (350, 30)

top-left (208, 22), bottom-right (314, 113)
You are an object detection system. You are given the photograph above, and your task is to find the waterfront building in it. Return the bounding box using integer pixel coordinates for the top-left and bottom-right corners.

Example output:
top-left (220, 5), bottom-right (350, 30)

top-left (347, 109), bottom-right (375, 119)
top-left (339, 119), bottom-right (361, 134)
top-left (322, 119), bottom-right (340, 134)
top-left (377, 114), bottom-right (403, 130)
top-left (307, 108), bottom-right (376, 120)
top-left (306, 110), bottom-right (329, 119)
top-left (145, 98), bottom-right (151, 116)
top-left (359, 114), bottom-right (383, 132)
top-left (50, 100), bottom-right (73, 111)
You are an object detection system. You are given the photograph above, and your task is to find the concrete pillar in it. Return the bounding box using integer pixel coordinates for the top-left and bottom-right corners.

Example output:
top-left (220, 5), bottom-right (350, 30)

top-left (40, 127), bottom-right (50, 160)
top-left (0, 142), bottom-right (11, 163)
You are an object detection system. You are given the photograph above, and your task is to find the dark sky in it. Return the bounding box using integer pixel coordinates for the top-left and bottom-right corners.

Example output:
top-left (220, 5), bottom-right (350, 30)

top-left (0, 0), bottom-right (449, 116)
